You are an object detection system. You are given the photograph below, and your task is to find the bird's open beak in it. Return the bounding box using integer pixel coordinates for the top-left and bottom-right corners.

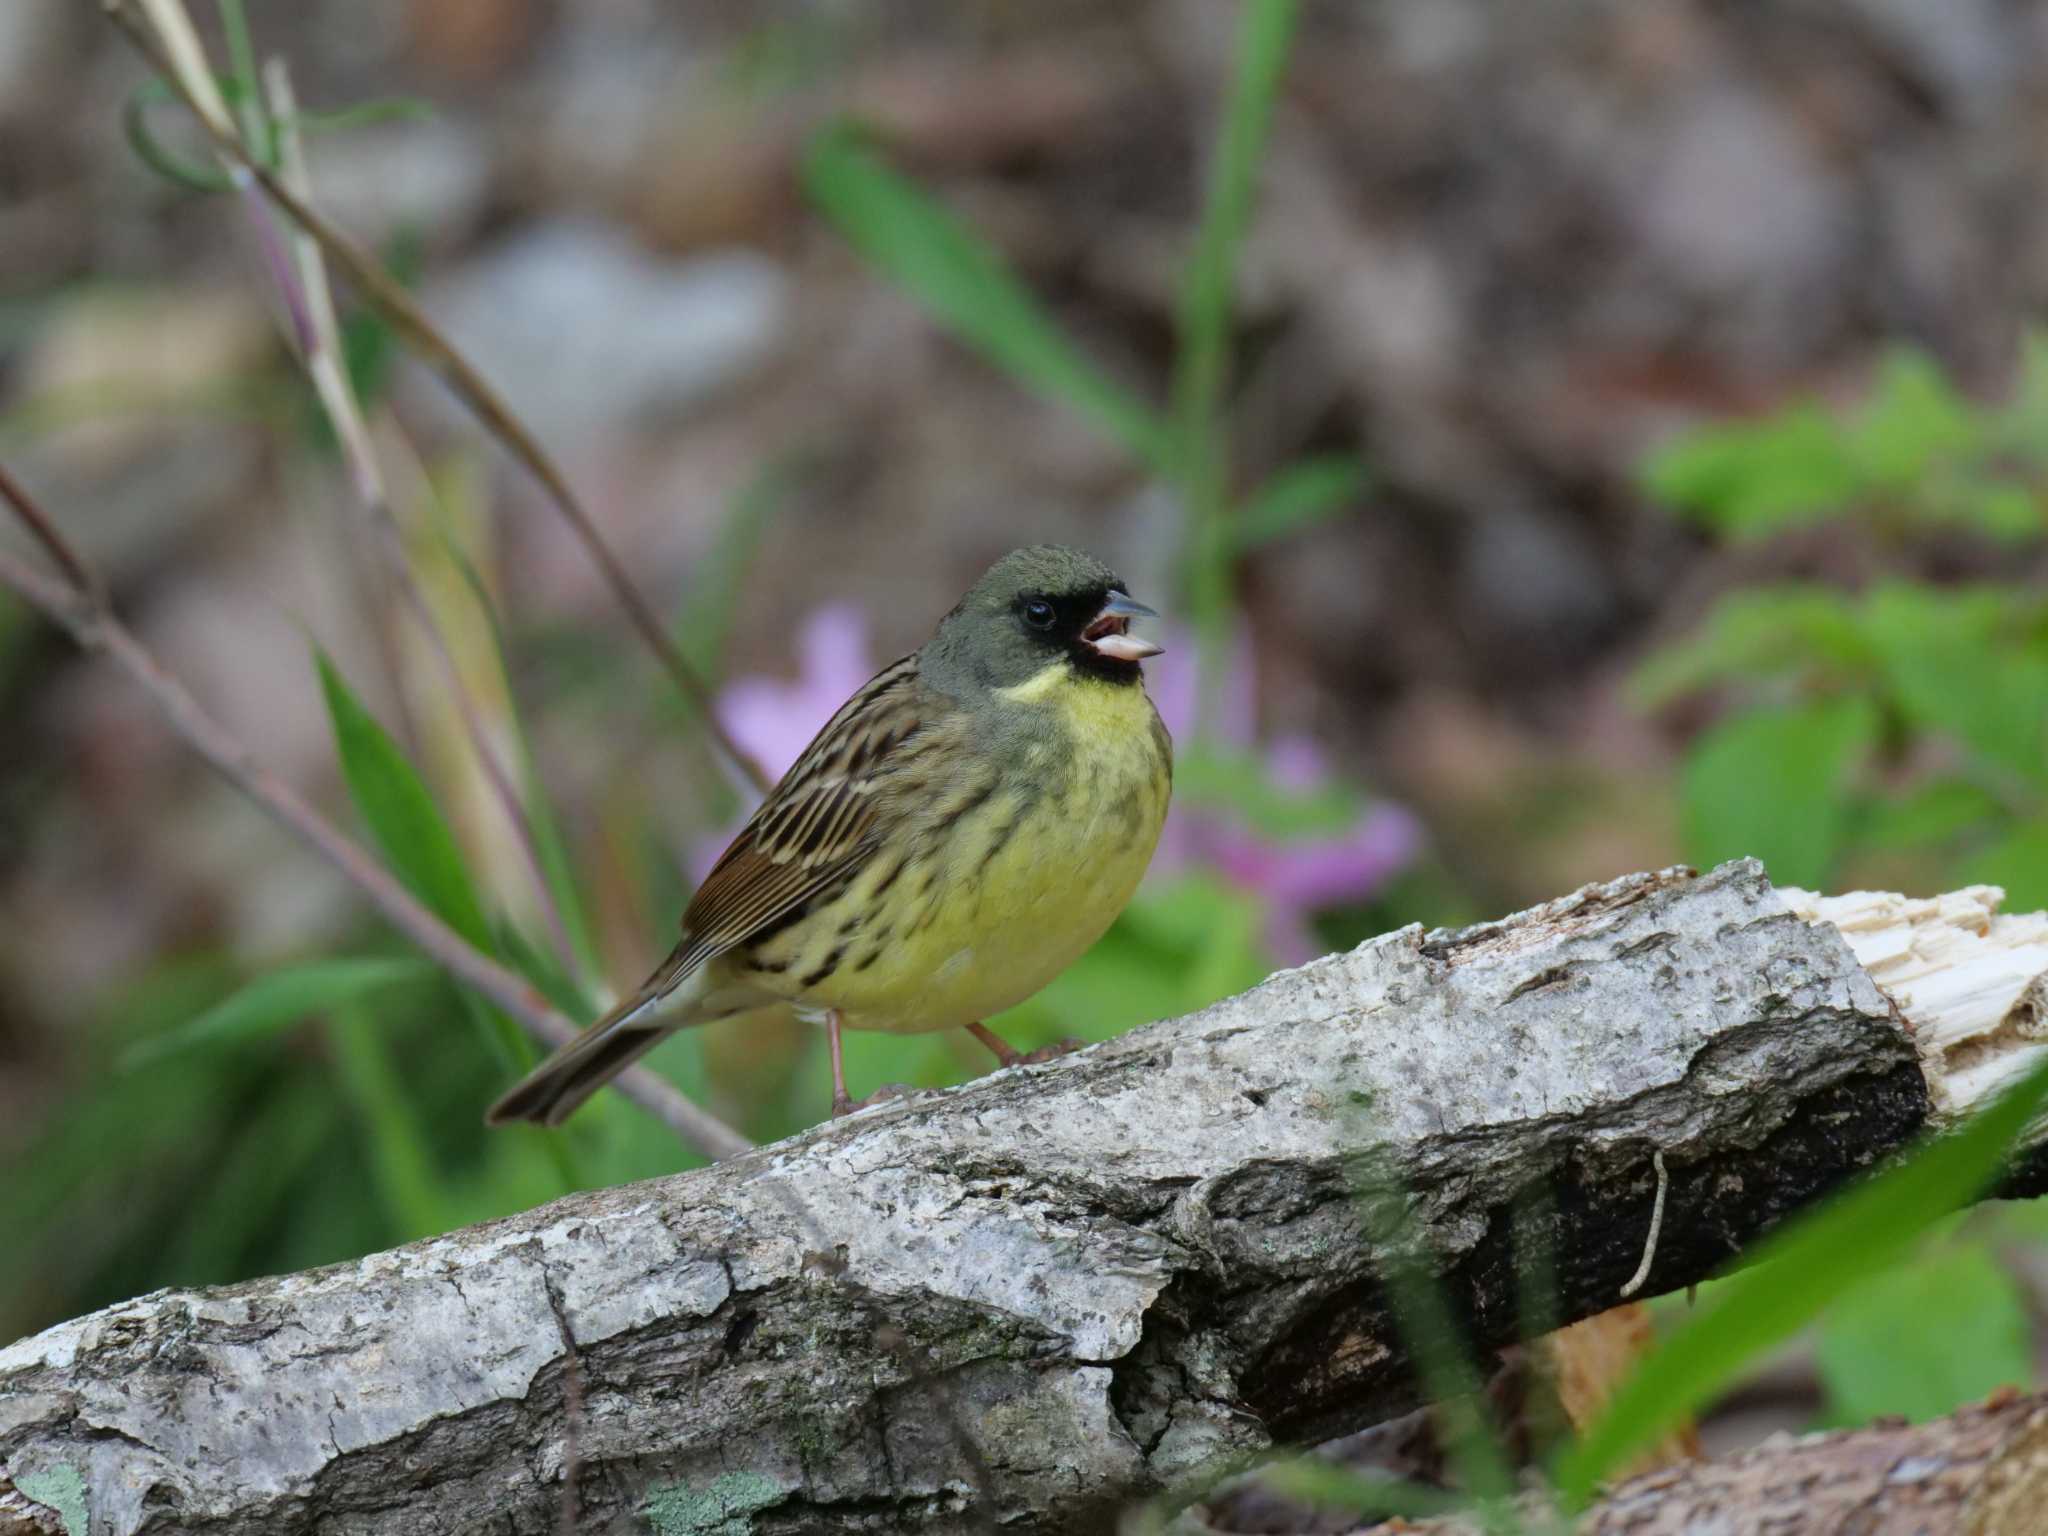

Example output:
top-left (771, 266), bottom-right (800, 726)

top-left (1082, 591), bottom-right (1164, 662)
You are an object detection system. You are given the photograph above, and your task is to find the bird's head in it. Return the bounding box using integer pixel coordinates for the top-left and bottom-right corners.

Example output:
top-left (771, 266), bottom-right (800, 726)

top-left (928, 545), bottom-right (1164, 692)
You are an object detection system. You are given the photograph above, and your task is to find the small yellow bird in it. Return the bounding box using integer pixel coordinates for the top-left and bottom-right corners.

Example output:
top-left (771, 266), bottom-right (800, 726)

top-left (487, 545), bottom-right (1172, 1125)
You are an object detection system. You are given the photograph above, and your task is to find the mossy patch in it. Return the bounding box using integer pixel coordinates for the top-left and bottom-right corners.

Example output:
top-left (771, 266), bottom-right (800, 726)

top-left (642, 1471), bottom-right (784, 1535)
top-left (16, 1466), bottom-right (88, 1536)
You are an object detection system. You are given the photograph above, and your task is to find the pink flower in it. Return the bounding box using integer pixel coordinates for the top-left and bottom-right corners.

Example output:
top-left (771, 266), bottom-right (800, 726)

top-left (719, 603), bottom-right (874, 781)
top-left (689, 603), bottom-right (873, 883)
top-left (1148, 625), bottom-right (1422, 965)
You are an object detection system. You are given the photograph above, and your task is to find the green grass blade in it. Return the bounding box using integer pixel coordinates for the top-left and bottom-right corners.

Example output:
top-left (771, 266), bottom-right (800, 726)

top-left (161, 1074), bottom-right (341, 1282)
top-left (216, 0), bottom-right (268, 155)
top-left (315, 649), bottom-right (535, 1071)
top-left (315, 649), bottom-right (494, 948)
top-left (1554, 1049), bottom-right (2048, 1506)
top-left (494, 917), bottom-right (590, 1022)
top-left (804, 126), bottom-right (1173, 473)
top-left (1172, 0), bottom-right (1301, 479)
top-left (1354, 1173), bottom-right (1519, 1517)
top-left (327, 1001), bottom-right (452, 1238)
top-left (437, 533), bottom-right (604, 990)
top-left (674, 454), bottom-right (796, 682)
top-left (1235, 454), bottom-right (1367, 549)
top-left (1169, 0), bottom-right (1302, 727)
top-left (120, 956), bottom-right (430, 1068)
top-left (1256, 1459), bottom-right (1460, 1522)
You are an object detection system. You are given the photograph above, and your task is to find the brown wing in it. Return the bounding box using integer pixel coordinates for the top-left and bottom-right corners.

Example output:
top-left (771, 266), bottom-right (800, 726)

top-left (662, 652), bottom-right (933, 980)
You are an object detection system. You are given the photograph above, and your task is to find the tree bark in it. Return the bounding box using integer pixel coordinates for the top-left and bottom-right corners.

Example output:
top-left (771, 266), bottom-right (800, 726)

top-left (1337, 1388), bottom-right (2048, 1536)
top-left (4, 859), bottom-right (2046, 1535)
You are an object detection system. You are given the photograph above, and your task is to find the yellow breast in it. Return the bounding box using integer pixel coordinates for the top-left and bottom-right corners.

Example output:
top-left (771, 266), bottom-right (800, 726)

top-left (744, 663), bottom-right (1170, 1032)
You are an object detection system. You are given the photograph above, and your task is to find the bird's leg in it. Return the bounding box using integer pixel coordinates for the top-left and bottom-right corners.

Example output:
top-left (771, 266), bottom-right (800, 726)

top-left (828, 1010), bottom-right (852, 1118)
top-left (826, 1011), bottom-right (911, 1117)
top-left (966, 1021), bottom-right (1085, 1068)
top-left (965, 1020), bottom-right (1022, 1066)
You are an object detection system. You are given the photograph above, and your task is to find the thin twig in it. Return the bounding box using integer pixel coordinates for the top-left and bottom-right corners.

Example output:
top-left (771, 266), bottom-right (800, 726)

top-left (0, 463), bottom-right (751, 1162)
top-left (261, 56), bottom-right (584, 984)
top-left (1619, 1150), bottom-right (1670, 1300)
top-left (103, 0), bottom-right (772, 796)
top-left (0, 460), bottom-right (103, 606)
top-left (0, 545), bottom-right (78, 619)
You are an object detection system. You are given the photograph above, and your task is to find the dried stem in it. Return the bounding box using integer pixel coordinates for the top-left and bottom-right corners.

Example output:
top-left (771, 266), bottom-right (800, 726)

top-left (103, 0), bottom-right (773, 797)
top-left (0, 462), bottom-right (752, 1162)
top-left (0, 543), bottom-right (78, 620)
top-left (0, 460), bottom-right (103, 606)
top-left (260, 56), bottom-right (584, 985)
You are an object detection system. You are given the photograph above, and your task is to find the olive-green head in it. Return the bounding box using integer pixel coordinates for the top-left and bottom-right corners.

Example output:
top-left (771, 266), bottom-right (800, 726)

top-left (923, 544), bottom-right (1163, 693)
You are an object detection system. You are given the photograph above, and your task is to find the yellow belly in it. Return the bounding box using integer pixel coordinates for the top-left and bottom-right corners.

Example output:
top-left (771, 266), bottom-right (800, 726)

top-left (740, 669), bottom-right (1170, 1032)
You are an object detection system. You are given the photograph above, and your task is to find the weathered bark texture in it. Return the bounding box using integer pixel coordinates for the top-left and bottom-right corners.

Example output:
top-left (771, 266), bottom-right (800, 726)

top-left (3, 859), bottom-right (2045, 1535)
top-left (1349, 1388), bottom-right (2048, 1536)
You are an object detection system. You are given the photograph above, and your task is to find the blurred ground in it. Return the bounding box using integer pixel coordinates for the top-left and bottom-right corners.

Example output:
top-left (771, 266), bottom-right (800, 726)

top-left (6, 0), bottom-right (2048, 1504)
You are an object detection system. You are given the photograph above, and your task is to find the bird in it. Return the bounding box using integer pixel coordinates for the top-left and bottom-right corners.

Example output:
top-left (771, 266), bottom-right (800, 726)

top-left (486, 544), bottom-right (1172, 1127)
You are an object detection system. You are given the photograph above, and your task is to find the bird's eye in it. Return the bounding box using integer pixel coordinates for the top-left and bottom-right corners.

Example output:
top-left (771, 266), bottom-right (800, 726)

top-left (1023, 599), bottom-right (1056, 631)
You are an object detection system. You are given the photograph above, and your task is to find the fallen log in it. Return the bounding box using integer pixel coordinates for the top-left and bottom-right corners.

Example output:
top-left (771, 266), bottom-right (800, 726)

top-left (4, 859), bottom-right (2046, 1534)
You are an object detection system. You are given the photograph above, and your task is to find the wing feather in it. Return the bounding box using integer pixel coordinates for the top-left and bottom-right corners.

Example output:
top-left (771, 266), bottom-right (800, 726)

top-left (665, 653), bottom-right (932, 977)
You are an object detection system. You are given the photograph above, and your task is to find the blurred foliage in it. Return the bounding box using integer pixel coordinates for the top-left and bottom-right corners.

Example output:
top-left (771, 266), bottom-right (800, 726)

top-left (1814, 1231), bottom-right (2033, 1427)
top-left (1647, 340), bottom-right (2048, 545)
top-left (1640, 342), bottom-right (2048, 903)
top-left (1635, 339), bottom-right (2048, 1442)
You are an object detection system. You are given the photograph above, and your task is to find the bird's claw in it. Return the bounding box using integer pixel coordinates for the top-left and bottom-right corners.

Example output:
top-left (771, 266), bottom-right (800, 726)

top-left (1012, 1036), bottom-right (1085, 1066)
top-left (830, 1081), bottom-right (914, 1119)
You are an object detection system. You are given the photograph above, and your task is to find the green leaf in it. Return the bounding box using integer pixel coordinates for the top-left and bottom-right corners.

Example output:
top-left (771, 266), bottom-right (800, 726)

top-left (120, 957), bottom-right (430, 1068)
top-left (1996, 329), bottom-right (2048, 459)
top-left (1855, 778), bottom-right (2007, 852)
top-left (1865, 584), bottom-right (2048, 785)
top-left (1555, 1046), bottom-right (2048, 1506)
top-left (1945, 479), bottom-right (2042, 544)
top-left (316, 650), bottom-right (538, 1077)
top-left (1816, 1242), bottom-right (2032, 1425)
top-left (1963, 818), bottom-right (2048, 912)
top-left (1234, 455), bottom-right (1368, 549)
top-left (1681, 696), bottom-right (1877, 888)
top-left (803, 127), bottom-right (1173, 472)
top-left (1629, 586), bottom-right (1873, 709)
top-left (1643, 404), bottom-right (1860, 539)
top-left (1849, 347), bottom-right (1980, 490)
top-left (315, 650), bottom-right (494, 948)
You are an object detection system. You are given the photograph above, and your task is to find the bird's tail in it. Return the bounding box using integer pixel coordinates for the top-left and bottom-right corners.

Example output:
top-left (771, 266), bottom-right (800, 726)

top-left (484, 947), bottom-right (703, 1127)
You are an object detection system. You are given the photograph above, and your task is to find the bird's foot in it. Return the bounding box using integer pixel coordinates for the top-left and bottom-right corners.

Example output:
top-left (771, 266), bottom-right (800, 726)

top-left (830, 1081), bottom-right (914, 1119)
top-left (1011, 1036), bottom-right (1086, 1066)
top-left (965, 1021), bottom-right (1086, 1068)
